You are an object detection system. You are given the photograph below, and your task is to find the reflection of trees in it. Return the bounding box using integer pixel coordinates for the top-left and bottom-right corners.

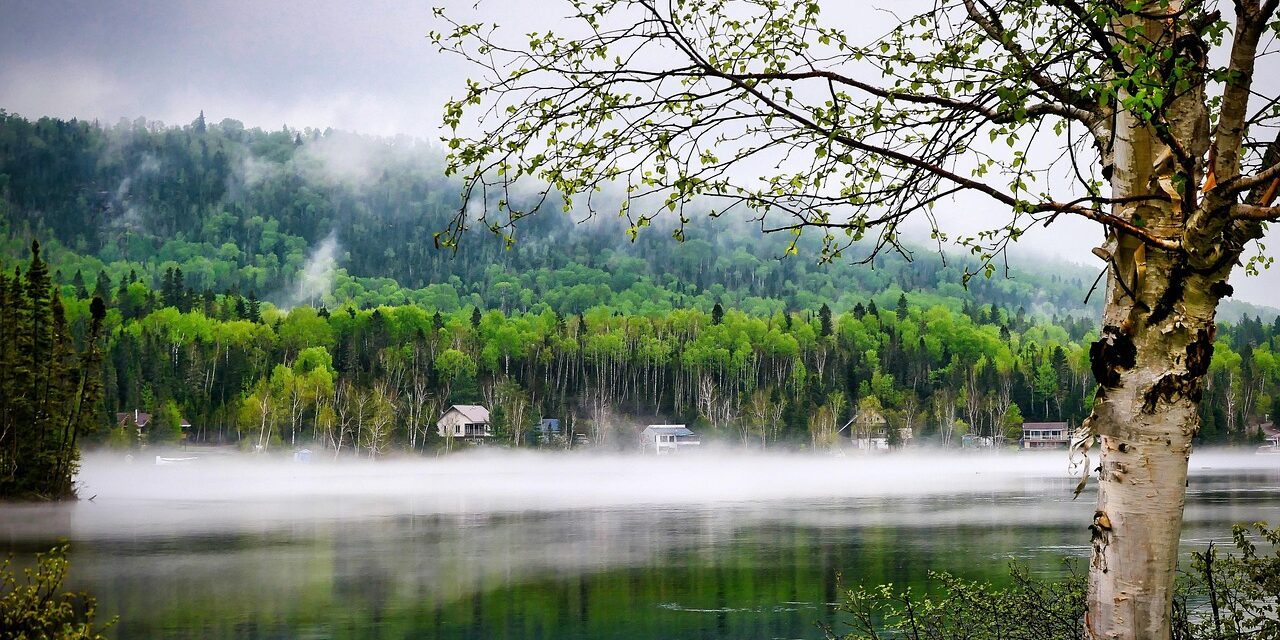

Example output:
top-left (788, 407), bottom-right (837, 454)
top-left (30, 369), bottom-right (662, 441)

top-left (18, 474), bottom-right (1268, 638)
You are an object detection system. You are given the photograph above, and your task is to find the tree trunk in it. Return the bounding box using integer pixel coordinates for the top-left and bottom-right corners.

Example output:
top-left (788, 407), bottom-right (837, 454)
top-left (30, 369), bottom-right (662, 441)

top-left (1084, 290), bottom-right (1211, 639)
top-left (1085, 11), bottom-right (1224, 634)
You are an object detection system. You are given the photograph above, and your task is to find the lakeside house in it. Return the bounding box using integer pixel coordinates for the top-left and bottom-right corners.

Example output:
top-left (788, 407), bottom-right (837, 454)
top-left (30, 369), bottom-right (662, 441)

top-left (436, 405), bottom-right (492, 439)
top-left (640, 425), bottom-right (701, 454)
top-left (839, 407), bottom-right (912, 450)
top-left (116, 409), bottom-right (192, 439)
top-left (1022, 422), bottom-right (1070, 449)
top-left (117, 409), bottom-right (153, 431)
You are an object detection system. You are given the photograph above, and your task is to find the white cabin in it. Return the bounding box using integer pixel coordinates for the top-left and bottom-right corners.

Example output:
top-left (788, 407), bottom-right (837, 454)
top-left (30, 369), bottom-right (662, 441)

top-left (640, 425), bottom-right (700, 454)
top-left (1022, 422), bottom-right (1070, 449)
top-left (437, 405), bottom-right (492, 439)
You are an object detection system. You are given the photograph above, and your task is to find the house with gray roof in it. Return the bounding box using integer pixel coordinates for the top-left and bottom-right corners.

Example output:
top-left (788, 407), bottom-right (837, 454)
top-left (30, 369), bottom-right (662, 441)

top-left (436, 405), bottom-right (492, 439)
top-left (640, 424), bottom-right (701, 454)
top-left (1022, 422), bottom-right (1070, 449)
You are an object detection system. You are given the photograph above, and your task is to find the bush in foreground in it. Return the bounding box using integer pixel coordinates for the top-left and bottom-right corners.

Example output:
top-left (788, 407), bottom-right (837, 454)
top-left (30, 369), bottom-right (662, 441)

top-left (0, 545), bottom-right (111, 640)
top-left (831, 522), bottom-right (1280, 640)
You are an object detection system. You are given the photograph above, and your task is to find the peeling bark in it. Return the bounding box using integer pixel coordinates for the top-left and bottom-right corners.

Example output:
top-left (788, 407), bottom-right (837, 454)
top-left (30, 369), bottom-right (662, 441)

top-left (1086, 243), bottom-right (1221, 640)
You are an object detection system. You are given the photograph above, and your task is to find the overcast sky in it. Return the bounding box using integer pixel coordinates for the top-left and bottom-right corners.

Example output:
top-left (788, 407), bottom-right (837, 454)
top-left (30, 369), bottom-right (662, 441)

top-left (1, 0), bottom-right (1276, 306)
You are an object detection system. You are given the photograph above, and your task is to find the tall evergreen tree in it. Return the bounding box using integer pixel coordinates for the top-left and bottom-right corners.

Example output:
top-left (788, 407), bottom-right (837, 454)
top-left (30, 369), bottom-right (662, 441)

top-left (71, 270), bottom-right (87, 299)
top-left (818, 303), bottom-right (833, 337)
top-left (0, 242), bottom-right (107, 500)
top-left (94, 270), bottom-right (112, 301)
top-left (247, 291), bottom-right (261, 322)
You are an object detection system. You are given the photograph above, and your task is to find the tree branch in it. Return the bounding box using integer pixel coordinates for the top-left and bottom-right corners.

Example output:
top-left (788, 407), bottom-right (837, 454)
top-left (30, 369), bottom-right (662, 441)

top-left (1229, 203), bottom-right (1280, 219)
top-left (1210, 0), bottom-right (1279, 185)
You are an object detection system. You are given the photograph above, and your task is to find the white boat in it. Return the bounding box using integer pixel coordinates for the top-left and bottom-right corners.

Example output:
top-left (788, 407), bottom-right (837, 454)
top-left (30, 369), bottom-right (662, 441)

top-left (155, 456), bottom-right (198, 465)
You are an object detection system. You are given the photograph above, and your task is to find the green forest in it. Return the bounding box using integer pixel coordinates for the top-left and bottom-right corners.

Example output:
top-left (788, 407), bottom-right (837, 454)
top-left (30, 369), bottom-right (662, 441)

top-left (0, 111), bottom-right (1276, 460)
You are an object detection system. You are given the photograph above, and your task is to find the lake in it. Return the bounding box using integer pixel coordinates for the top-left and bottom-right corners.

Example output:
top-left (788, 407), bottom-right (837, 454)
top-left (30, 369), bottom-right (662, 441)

top-left (3, 450), bottom-right (1278, 639)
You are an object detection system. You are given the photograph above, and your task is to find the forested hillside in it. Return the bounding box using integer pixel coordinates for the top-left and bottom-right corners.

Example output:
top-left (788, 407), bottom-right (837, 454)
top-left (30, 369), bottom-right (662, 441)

top-left (0, 110), bottom-right (1110, 317)
top-left (0, 111), bottom-right (1275, 454)
top-left (3, 243), bottom-right (1272, 455)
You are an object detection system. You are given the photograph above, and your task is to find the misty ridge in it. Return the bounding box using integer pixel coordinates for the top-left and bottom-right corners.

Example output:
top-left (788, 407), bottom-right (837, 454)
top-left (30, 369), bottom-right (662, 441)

top-left (0, 110), bottom-right (1154, 321)
top-left (4, 110), bottom-right (1276, 323)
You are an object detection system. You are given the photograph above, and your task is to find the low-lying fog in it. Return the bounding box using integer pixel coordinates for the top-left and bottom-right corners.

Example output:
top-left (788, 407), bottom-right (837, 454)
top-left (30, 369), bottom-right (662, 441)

top-left (4, 449), bottom-right (1277, 542)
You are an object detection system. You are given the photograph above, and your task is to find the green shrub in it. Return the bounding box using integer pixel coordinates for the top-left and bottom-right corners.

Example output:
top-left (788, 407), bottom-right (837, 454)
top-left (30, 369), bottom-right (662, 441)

top-left (1177, 522), bottom-right (1280, 640)
top-left (832, 522), bottom-right (1280, 640)
top-left (0, 545), bottom-right (111, 640)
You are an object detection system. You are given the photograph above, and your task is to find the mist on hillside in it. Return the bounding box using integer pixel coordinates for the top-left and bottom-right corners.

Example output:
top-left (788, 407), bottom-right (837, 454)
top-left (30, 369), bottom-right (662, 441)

top-left (0, 112), bottom-right (1145, 322)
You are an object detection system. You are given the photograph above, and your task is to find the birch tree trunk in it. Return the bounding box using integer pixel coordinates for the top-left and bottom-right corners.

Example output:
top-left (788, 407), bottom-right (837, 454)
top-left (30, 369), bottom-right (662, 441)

top-left (1085, 9), bottom-right (1227, 637)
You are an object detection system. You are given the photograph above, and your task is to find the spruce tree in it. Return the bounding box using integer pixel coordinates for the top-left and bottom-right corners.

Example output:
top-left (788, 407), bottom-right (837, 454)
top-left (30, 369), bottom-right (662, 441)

top-left (42, 290), bottom-right (76, 492)
top-left (71, 270), bottom-right (87, 299)
top-left (0, 243), bottom-right (108, 499)
top-left (94, 271), bottom-right (112, 301)
top-left (247, 291), bottom-right (261, 322)
top-left (173, 268), bottom-right (185, 308)
top-left (160, 267), bottom-right (173, 307)
top-left (0, 271), bottom-right (14, 486)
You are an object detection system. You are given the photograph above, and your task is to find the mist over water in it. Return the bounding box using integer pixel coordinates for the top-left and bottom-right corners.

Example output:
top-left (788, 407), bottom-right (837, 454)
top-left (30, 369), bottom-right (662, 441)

top-left (3, 451), bottom-right (1277, 640)
top-left (5, 450), bottom-right (1276, 541)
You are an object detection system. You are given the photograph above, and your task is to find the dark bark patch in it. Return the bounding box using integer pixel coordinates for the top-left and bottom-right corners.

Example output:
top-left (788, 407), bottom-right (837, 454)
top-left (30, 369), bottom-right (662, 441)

top-left (1090, 325), bottom-right (1137, 388)
top-left (1140, 328), bottom-right (1215, 414)
top-left (1185, 327), bottom-right (1215, 377)
top-left (1147, 261), bottom-right (1189, 327)
top-left (1209, 281), bottom-right (1234, 300)
top-left (1142, 374), bottom-right (1202, 413)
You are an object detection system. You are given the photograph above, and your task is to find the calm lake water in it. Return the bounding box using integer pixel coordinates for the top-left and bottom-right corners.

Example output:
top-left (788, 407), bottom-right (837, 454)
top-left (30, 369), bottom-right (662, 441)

top-left (3, 451), bottom-right (1278, 639)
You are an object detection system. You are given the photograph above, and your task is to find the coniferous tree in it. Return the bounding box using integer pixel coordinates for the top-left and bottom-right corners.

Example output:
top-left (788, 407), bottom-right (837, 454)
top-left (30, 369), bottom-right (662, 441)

top-left (0, 242), bottom-right (107, 500)
top-left (819, 303), bottom-right (833, 337)
top-left (71, 270), bottom-right (87, 299)
top-left (161, 267), bottom-right (175, 306)
top-left (173, 268), bottom-right (185, 307)
top-left (247, 291), bottom-right (261, 322)
top-left (93, 271), bottom-right (112, 301)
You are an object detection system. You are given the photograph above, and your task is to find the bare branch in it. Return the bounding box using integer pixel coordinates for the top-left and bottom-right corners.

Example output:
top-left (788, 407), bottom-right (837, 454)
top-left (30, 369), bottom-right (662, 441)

top-left (1229, 203), bottom-right (1280, 219)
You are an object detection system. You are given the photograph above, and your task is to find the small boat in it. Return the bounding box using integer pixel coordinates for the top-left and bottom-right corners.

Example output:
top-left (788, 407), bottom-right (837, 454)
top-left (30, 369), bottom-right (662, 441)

top-left (155, 456), bottom-right (198, 465)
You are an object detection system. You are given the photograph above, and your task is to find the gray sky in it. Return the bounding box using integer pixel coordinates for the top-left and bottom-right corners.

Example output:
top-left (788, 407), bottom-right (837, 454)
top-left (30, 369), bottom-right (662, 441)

top-left (1, 0), bottom-right (1276, 306)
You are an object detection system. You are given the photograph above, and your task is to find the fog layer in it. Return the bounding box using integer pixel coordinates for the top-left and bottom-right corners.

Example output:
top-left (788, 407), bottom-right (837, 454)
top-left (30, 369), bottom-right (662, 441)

top-left (4, 450), bottom-right (1276, 543)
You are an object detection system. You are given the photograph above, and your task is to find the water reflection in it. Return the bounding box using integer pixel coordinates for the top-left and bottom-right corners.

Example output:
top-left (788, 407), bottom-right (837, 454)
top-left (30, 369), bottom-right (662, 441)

top-left (1, 451), bottom-right (1277, 639)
